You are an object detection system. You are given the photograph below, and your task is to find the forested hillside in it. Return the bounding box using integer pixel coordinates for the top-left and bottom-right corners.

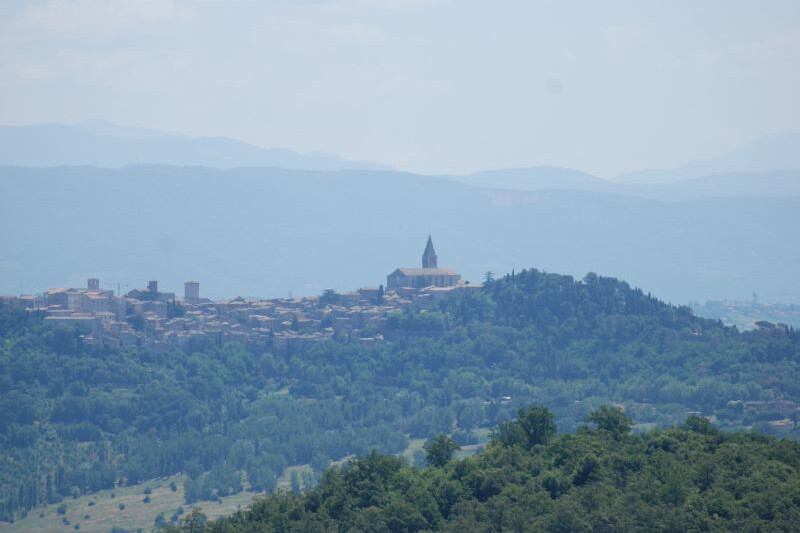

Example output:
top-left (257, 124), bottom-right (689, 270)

top-left (183, 406), bottom-right (800, 532)
top-left (1, 270), bottom-right (799, 521)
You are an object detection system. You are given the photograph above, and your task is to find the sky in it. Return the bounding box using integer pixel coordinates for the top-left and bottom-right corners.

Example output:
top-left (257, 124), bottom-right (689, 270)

top-left (0, 0), bottom-right (799, 176)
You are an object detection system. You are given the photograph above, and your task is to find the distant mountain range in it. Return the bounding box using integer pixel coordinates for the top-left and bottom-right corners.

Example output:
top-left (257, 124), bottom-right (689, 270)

top-left (0, 122), bottom-right (798, 303)
top-left (610, 131), bottom-right (800, 183)
top-left (3, 120), bottom-right (797, 201)
top-left (447, 166), bottom-right (606, 191)
top-left (1, 165), bottom-right (798, 304)
top-left (455, 167), bottom-right (800, 201)
top-left (446, 132), bottom-right (800, 198)
top-left (2, 121), bottom-right (800, 183)
top-left (0, 121), bottom-right (389, 171)
top-left (442, 131), bottom-right (800, 201)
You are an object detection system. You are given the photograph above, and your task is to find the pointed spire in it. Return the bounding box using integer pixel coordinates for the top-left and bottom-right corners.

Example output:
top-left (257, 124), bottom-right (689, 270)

top-left (422, 235), bottom-right (438, 268)
top-left (424, 235), bottom-right (435, 255)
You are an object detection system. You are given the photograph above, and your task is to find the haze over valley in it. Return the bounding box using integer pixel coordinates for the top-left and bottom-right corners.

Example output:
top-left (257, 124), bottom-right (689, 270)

top-left (1, 2), bottom-right (800, 531)
top-left (1, 124), bottom-right (799, 304)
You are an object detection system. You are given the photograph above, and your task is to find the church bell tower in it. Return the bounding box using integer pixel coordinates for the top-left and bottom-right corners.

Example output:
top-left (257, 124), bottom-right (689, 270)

top-left (422, 235), bottom-right (438, 268)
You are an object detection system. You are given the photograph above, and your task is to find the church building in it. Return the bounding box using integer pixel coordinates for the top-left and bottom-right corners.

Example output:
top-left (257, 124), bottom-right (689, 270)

top-left (387, 236), bottom-right (461, 290)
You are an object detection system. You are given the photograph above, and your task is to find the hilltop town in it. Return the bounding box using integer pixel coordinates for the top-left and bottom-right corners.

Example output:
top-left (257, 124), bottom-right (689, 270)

top-left (0, 237), bottom-right (480, 353)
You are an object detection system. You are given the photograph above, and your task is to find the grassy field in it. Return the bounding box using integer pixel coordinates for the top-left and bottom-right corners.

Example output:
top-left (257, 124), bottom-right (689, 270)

top-left (455, 428), bottom-right (490, 458)
top-left (2, 461), bottom-right (326, 533)
top-left (2, 433), bottom-right (491, 532)
top-left (401, 429), bottom-right (491, 465)
top-left (401, 437), bottom-right (427, 466)
top-left (0, 474), bottom-right (262, 533)
top-left (275, 464), bottom-right (313, 491)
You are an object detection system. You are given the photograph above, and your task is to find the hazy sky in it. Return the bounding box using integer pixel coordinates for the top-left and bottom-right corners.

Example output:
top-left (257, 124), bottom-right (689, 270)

top-left (1, 0), bottom-right (798, 176)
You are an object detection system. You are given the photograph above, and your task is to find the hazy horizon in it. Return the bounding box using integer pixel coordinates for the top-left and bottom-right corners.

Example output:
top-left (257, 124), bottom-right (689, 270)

top-left (1, 0), bottom-right (799, 176)
top-left (2, 0), bottom-right (800, 304)
top-left (4, 4), bottom-right (800, 530)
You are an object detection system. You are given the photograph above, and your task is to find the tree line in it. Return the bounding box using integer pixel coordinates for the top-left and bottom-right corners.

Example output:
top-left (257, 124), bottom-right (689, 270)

top-left (0, 269), bottom-right (798, 521)
top-left (170, 405), bottom-right (800, 532)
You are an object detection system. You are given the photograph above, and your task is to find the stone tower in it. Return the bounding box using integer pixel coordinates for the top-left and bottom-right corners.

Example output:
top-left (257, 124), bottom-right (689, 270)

top-left (185, 281), bottom-right (200, 302)
top-left (422, 235), bottom-right (438, 268)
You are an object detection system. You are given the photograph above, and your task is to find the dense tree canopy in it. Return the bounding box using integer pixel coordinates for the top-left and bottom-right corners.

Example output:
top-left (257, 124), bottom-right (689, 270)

top-left (177, 406), bottom-right (800, 532)
top-left (1, 269), bottom-right (799, 521)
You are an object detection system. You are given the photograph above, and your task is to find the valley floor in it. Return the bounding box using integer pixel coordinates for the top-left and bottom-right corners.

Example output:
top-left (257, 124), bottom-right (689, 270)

top-left (0, 474), bottom-right (261, 533)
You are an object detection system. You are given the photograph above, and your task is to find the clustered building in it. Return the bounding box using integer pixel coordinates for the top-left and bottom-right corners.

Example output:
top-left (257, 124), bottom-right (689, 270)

top-left (1, 237), bottom-right (479, 353)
